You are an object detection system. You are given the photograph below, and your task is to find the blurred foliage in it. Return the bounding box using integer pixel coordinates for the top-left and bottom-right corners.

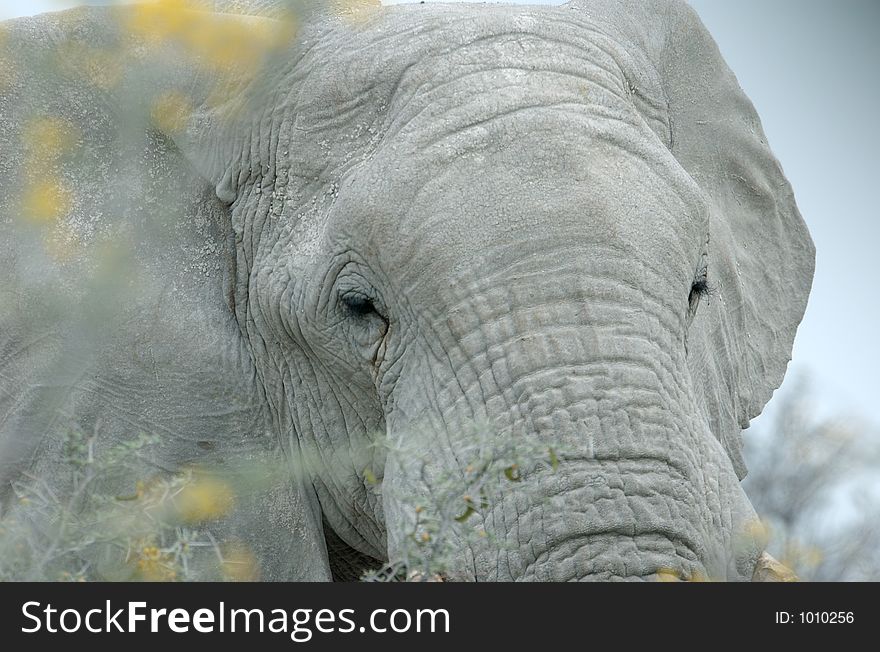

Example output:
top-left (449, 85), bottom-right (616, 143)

top-left (20, 117), bottom-right (77, 227)
top-left (0, 428), bottom-right (264, 581)
top-left (125, 1), bottom-right (300, 74)
top-left (364, 430), bottom-right (579, 582)
top-left (0, 421), bottom-right (566, 582)
top-left (4, 0), bottom-right (383, 263)
top-left (743, 376), bottom-right (880, 581)
top-left (150, 91), bottom-right (194, 134)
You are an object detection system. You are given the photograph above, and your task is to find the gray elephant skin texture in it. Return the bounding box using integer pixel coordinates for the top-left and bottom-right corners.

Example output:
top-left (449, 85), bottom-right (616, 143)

top-left (0, 0), bottom-right (814, 581)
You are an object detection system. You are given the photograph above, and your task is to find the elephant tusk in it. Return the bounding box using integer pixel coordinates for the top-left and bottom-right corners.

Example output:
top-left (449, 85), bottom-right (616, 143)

top-left (751, 552), bottom-right (799, 582)
top-left (407, 570), bottom-right (447, 582)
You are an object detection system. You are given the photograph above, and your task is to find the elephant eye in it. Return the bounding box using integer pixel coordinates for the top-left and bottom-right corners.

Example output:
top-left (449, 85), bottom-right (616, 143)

top-left (688, 275), bottom-right (715, 313)
top-left (341, 293), bottom-right (378, 317)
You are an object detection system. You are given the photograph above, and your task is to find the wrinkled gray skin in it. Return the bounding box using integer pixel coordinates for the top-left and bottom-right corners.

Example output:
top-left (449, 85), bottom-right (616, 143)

top-left (0, 1), bottom-right (814, 580)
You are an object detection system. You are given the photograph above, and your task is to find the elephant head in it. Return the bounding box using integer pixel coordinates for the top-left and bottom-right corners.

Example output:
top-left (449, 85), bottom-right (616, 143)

top-left (0, 0), bottom-right (813, 581)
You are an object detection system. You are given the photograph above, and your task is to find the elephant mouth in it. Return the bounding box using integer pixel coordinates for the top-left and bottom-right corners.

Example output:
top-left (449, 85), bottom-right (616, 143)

top-left (457, 552), bottom-right (794, 582)
top-left (516, 531), bottom-right (709, 582)
top-left (523, 551), bottom-right (797, 582)
top-left (405, 547), bottom-right (795, 582)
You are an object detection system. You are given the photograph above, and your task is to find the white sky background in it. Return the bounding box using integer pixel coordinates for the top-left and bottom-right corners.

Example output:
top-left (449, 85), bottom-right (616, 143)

top-left (2, 1), bottom-right (878, 433)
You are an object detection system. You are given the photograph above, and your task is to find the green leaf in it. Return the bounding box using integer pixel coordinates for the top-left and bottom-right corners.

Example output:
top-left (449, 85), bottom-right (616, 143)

top-left (504, 465), bottom-right (521, 482)
top-left (548, 447), bottom-right (559, 472)
top-left (454, 505), bottom-right (475, 523)
top-left (455, 496), bottom-right (477, 522)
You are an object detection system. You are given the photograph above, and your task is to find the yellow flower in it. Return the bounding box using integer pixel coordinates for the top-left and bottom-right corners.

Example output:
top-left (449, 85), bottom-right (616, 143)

top-left (127, 0), bottom-right (198, 44)
top-left (173, 474), bottom-right (235, 523)
top-left (151, 91), bottom-right (192, 134)
top-left (781, 541), bottom-right (823, 571)
top-left (141, 546), bottom-right (162, 561)
top-left (22, 178), bottom-right (71, 224)
top-left (56, 42), bottom-right (125, 90)
top-left (22, 117), bottom-right (76, 163)
top-left (804, 546), bottom-right (823, 568)
top-left (221, 542), bottom-right (261, 582)
top-left (184, 15), bottom-right (294, 72)
top-left (125, 1), bottom-right (297, 74)
top-left (687, 570), bottom-right (710, 582)
top-left (748, 519), bottom-right (770, 537)
top-left (655, 568), bottom-right (681, 582)
top-left (333, 0), bottom-right (381, 25)
top-left (135, 545), bottom-right (177, 582)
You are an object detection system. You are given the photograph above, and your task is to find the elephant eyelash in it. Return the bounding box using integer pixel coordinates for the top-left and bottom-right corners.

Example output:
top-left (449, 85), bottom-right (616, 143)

top-left (688, 273), bottom-right (718, 311)
top-left (690, 279), bottom-right (711, 298)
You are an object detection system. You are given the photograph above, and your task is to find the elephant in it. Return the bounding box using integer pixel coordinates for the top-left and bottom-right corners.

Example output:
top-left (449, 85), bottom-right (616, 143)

top-left (0, 0), bottom-right (814, 581)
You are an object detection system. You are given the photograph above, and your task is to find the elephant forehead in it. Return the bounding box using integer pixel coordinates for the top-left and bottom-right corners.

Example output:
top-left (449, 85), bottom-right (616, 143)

top-left (281, 2), bottom-right (662, 172)
top-left (242, 5), bottom-right (676, 247)
top-left (287, 10), bottom-right (695, 231)
top-left (326, 120), bottom-right (706, 298)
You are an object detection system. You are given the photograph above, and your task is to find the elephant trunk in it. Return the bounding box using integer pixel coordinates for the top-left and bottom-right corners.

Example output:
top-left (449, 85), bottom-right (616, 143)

top-left (380, 268), bottom-right (765, 581)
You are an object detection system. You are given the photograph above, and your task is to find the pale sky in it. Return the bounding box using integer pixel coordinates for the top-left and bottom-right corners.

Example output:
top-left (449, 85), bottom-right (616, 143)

top-left (3, 1), bottom-right (878, 432)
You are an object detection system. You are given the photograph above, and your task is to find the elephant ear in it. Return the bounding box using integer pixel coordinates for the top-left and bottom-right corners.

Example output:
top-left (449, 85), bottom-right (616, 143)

top-left (0, 6), bottom-right (329, 579)
top-left (568, 0), bottom-right (815, 477)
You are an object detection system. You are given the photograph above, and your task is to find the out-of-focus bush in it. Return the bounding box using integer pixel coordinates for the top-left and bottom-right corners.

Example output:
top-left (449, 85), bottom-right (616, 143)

top-left (0, 423), bottom-right (565, 581)
top-left (0, 429), bottom-right (265, 581)
top-left (743, 377), bottom-right (880, 581)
